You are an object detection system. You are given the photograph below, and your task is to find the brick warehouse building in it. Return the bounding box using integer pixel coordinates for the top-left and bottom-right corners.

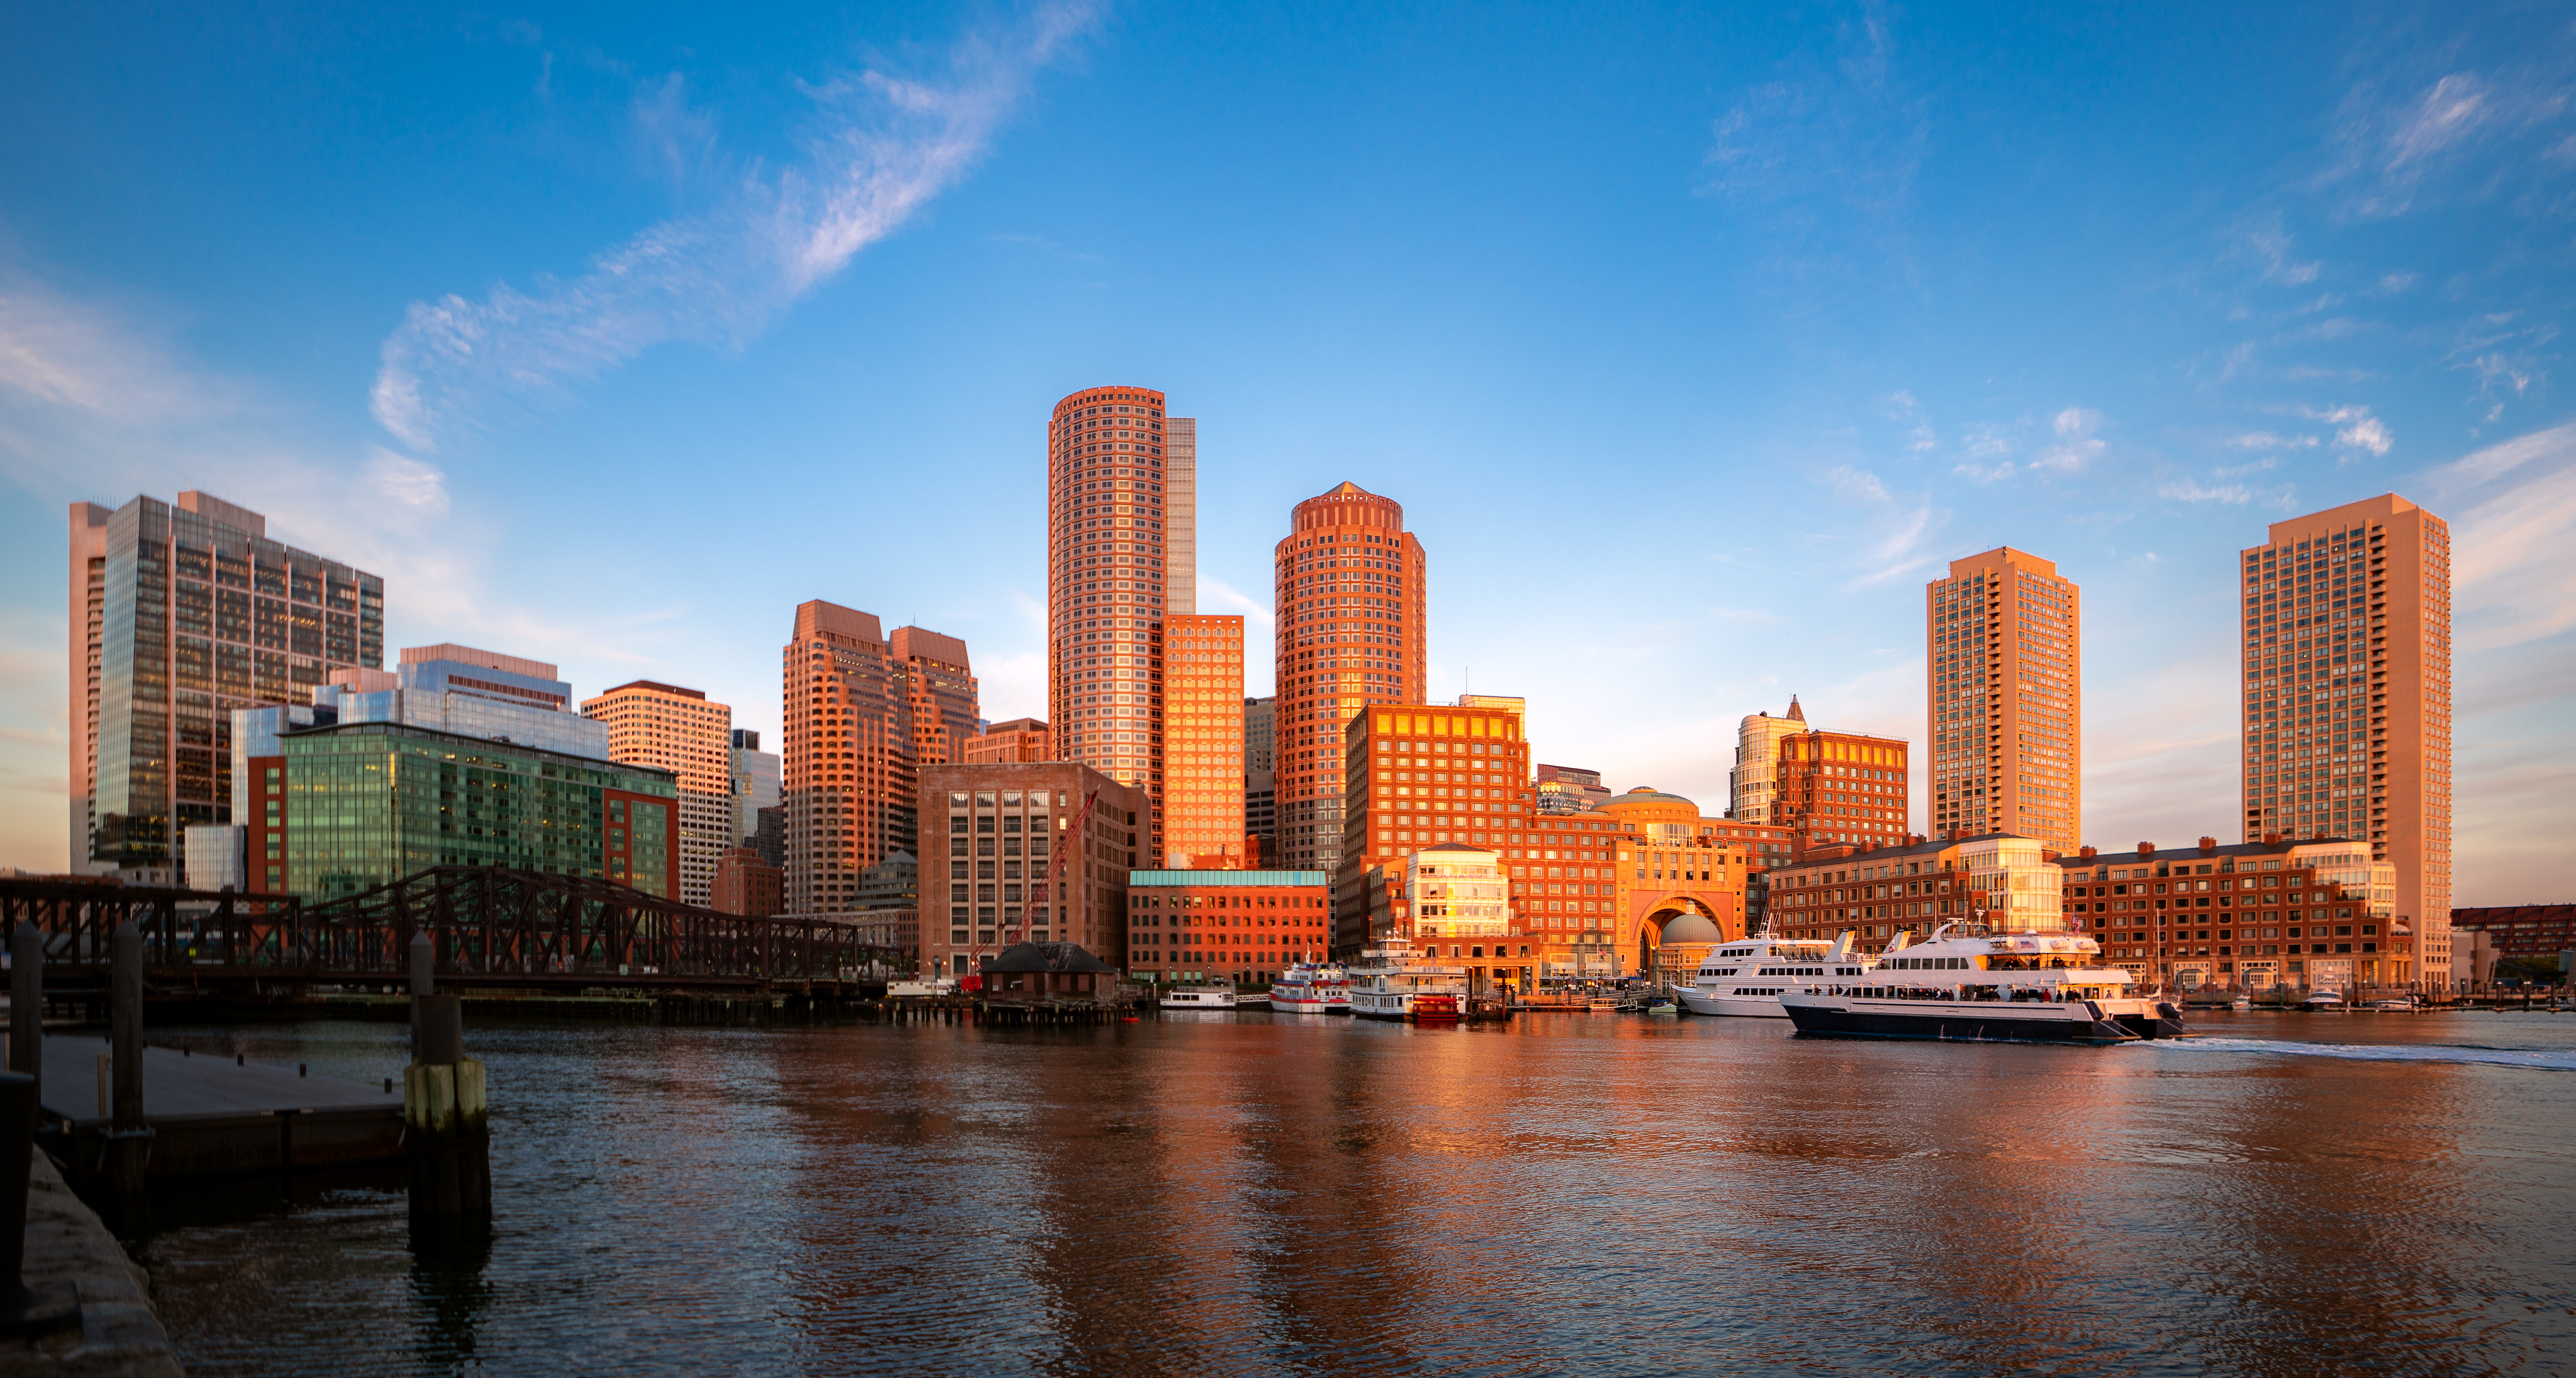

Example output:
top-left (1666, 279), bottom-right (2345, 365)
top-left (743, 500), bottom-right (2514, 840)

top-left (2447, 906), bottom-right (2573, 961)
top-left (1123, 868), bottom-right (1330, 985)
top-left (2063, 838), bottom-right (2399, 991)
top-left (918, 762), bottom-right (1146, 978)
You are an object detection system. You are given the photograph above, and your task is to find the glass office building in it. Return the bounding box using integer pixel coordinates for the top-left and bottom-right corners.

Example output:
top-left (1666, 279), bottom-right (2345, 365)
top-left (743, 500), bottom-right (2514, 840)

top-left (71, 492), bottom-right (383, 872)
top-left (279, 721), bottom-right (677, 902)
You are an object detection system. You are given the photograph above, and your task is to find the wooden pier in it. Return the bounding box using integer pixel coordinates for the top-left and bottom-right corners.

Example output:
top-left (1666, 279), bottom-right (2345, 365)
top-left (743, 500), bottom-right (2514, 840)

top-left (37, 1039), bottom-right (402, 1183)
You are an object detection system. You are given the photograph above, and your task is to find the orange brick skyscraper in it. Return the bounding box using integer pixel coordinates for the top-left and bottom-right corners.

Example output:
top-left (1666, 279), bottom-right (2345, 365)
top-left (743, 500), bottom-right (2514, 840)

top-left (1047, 386), bottom-right (1194, 861)
top-left (1163, 614), bottom-right (1246, 866)
top-left (1926, 548), bottom-right (2080, 851)
top-left (2238, 493), bottom-right (2451, 985)
top-left (780, 601), bottom-right (978, 915)
top-left (1274, 482), bottom-right (1426, 873)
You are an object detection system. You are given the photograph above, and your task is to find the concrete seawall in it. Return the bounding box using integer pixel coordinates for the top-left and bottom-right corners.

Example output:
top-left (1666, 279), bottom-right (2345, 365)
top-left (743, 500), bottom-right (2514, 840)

top-left (0, 1154), bottom-right (180, 1377)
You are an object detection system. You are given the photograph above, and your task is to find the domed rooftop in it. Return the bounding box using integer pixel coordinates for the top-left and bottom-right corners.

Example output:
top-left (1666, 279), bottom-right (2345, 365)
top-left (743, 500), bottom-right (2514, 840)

top-left (1601, 785), bottom-right (1697, 811)
top-left (1658, 913), bottom-right (1723, 945)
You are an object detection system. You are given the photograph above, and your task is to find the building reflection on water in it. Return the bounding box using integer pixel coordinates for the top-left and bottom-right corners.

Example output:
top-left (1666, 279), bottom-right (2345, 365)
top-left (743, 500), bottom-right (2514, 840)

top-left (112, 1014), bottom-right (2572, 1378)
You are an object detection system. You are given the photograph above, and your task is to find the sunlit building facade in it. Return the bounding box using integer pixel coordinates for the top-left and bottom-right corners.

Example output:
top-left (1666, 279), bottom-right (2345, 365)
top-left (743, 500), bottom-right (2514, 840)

top-left (1927, 549), bottom-right (2080, 850)
top-left (2237, 494), bottom-right (2452, 987)
top-left (1046, 386), bottom-right (1193, 864)
top-left (1277, 482), bottom-right (1427, 875)
top-left (583, 679), bottom-right (734, 907)
top-left (780, 600), bottom-right (980, 916)
top-left (1163, 615), bottom-right (1247, 866)
top-left (71, 492), bottom-right (384, 875)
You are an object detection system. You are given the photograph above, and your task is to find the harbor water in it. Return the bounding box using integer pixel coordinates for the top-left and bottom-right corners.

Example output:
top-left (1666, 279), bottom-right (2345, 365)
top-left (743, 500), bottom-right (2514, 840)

top-left (111, 1011), bottom-right (2576, 1375)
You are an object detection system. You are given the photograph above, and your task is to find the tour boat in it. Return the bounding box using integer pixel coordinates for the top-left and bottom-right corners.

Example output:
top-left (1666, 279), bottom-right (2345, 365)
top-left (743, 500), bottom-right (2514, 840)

top-left (1269, 962), bottom-right (1354, 1015)
top-left (1676, 933), bottom-right (1877, 1019)
top-left (1778, 922), bottom-right (2189, 1045)
top-left (886, 977), bottom-right (957, 999)
top-left (1159, 983), bottom-right (1238, 1011)
top-left (1345, 937), bottom-right (1470, 1022)
top-left (2301, 990), bottom-right (2347, 1010)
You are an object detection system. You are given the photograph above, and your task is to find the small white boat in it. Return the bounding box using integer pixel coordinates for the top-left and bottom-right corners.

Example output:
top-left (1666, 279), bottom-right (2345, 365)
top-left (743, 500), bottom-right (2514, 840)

top-left (1159, 983), bottom-right (1238, 1011)
top-left (2302, 990), bottom-right (2347, 1010)
top-left (1677, 932), bottom-right (1877, 1018)
top-left (1270, 962), bottom-right (1353, 1014)
top-left (2360, 997), bottom-right (2416, 1012)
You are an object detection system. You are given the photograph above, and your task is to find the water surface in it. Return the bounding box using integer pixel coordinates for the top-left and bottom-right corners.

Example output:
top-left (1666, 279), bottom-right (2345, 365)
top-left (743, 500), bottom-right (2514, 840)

top-left (116, 1009), bottom-right (2576, 1375)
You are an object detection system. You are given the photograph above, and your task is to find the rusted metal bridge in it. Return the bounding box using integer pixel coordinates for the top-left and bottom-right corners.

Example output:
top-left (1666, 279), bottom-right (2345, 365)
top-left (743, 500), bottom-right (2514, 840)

top-left (0, 867), bottom-right (898, 993)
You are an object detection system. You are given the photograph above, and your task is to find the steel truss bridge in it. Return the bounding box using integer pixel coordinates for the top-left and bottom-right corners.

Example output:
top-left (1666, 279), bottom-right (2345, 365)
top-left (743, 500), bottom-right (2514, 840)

top-left (0, 866), bottom-right (898, 993)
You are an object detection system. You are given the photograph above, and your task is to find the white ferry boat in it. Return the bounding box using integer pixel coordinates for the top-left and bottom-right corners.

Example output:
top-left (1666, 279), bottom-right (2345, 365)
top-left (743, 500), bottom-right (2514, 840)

top-left (1346, 937), bottom-right (1468, 1022)
top-left (1159, 982), bottom-right (1238, 1012)
top-left (885, 977), bottom-right (957, 999)
top-left (1677, 933), bottom-right (1875, 1018)
top-left (1778, 922), bottom-right (2189, 1045)
top-left (1270, 962), bottom-right (1353, 1015)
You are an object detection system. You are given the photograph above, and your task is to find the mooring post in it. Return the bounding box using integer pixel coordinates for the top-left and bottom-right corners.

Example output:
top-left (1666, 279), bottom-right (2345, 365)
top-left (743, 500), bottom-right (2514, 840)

top-left (107, 919), bottom-right (151, 1193)
top-left (408, 929), bottom-right (434, 1059)
top-left (8, 923), bottom-right (40, 1105)
top-left (0, 1071), bottom-right (78, 1336)
top-left (404, 990), bottom-right (488, 1223)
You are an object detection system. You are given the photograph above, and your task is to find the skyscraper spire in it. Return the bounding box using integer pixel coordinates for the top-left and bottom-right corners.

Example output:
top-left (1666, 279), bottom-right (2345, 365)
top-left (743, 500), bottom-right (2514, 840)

top-left (1786, 695), bottom-right (1805, 722)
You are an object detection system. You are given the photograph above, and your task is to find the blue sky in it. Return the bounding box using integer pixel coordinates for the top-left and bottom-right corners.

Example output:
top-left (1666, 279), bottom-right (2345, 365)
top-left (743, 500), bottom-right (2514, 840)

top-left (2, 1), bottom-right (2569, 904)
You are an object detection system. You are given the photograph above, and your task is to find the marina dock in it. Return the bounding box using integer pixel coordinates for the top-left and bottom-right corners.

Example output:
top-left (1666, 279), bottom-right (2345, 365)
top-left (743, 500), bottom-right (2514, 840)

top-left (37, 1040), bottom-right (403, 1182)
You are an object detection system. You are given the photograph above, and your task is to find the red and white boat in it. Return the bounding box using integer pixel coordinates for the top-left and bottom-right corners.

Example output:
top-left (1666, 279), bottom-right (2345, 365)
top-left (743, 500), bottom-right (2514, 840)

top-left (1346, 938), bottom-right (1469, 1022)
top-left (1269, 962), bottom-right (1353, 1014)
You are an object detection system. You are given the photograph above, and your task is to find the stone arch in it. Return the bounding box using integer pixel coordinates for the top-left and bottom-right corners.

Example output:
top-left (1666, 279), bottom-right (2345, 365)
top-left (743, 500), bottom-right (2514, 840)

top-left (1636, 895), bottom-right (1736, 978)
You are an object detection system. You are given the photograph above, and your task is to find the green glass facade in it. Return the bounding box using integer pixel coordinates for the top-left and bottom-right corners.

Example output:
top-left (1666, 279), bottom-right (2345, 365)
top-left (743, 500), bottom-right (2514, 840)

top-left (281, 722), bottom-right (677, 901)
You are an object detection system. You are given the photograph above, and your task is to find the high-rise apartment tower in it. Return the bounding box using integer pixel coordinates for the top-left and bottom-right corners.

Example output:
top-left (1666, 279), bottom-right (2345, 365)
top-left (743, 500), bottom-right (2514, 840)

top-left (2238, 494), bottom-right (2451, 986)
top-left (70, 493), bottom-right (384, 875)
top-left (1926, 549), bottom-right (2080, 851)
top-left (1274, 482), bottom-right (1427, 873)
top-left (582, 680), bottom-right (735, 907)
top-left (1046, 386), bottom-right (1194, 863)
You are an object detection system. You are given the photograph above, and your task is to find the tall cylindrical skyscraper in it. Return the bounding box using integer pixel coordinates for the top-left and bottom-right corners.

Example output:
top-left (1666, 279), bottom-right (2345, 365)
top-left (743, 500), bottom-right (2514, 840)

top-left (1047, 387), bottom-right (1192, 858)
top-left (1272, 482), bottom-right (1426, 874)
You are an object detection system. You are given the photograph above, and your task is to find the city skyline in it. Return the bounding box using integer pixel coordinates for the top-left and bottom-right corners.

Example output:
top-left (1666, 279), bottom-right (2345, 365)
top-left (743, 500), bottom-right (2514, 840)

top-left (1, 5), bottom-right (2567, 907)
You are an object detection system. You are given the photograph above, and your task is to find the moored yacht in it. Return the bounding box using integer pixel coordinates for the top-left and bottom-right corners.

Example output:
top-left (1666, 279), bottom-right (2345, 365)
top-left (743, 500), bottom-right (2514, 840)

top-left (1779, 921), bottom-right (2188, 1044)
top-left (1677, 932), bottom-right (1876, 1018)
top-left (1345, 936), bottom-right (1469, 1021)
top-left (1270, 962), bottom-right (1354, 1015)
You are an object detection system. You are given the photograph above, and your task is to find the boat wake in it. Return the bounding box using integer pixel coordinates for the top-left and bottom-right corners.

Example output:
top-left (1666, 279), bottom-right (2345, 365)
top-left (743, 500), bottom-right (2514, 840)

top-left (2136, 1037), bottom-right (2576, 1071)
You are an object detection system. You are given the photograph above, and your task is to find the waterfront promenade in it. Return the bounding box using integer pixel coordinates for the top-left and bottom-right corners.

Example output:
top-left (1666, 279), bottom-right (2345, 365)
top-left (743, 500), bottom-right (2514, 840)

top-left (107, 1010), bottom-right (2576, 1376)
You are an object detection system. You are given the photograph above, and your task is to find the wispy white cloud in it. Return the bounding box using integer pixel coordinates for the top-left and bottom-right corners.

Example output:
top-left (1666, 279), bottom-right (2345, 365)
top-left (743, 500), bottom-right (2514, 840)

top-left (2323, 63), bottom-right (2576, 219)
top-left (2301, 403), bottom-right (2392, 456)
top-left (2240, 215), bottom-right (2321, 285)
top-left (2032, 406), bottom-right (2104, 472)
top-left (1824, 464), bottom-right (1888, 501)
top-left (2430, 421), bottom-right (2576, 649)
top-left (0, 273), bottom-right (238, 422)
top-left (2225, 430), bottom-right (2319, 451)
top-left (371, 3), bottom-right (1098, 451)
top-left (2156, 479), bottom-right (2251, 503)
